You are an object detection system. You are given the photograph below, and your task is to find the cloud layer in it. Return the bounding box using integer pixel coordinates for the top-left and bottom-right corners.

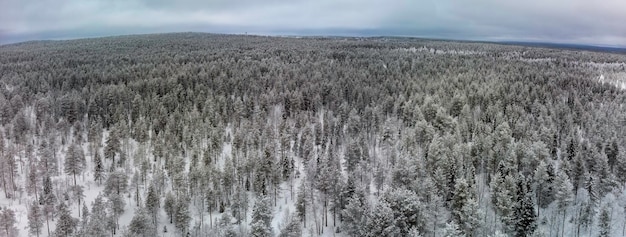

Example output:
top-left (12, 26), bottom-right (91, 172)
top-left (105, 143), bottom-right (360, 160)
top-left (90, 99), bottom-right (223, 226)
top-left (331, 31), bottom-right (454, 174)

top-left (2, 0), bottom-right (625, 46)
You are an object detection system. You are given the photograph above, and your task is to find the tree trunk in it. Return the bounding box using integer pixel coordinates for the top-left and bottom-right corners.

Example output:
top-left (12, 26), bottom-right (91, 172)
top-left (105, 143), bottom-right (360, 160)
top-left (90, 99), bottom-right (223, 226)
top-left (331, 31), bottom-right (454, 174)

top-left (46, 215), bottom-right (50, 236)
top-left (324, 197), bottom-right (328, 227)
top-left (562, 210), bottom-right (567, 237)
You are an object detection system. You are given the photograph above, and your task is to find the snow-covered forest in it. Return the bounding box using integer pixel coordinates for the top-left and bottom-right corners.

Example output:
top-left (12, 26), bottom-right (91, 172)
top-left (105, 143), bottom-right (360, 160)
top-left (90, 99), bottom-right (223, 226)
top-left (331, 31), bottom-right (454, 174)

top-left (1, 33), bottom-right (626, 237)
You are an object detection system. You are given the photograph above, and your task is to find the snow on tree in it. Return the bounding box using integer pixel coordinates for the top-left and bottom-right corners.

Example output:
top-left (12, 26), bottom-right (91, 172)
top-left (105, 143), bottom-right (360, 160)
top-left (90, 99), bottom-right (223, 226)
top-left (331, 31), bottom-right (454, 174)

top-left (105, 169), bottom-right (128, 195)
top-left (70, 185), bottom-right (85, 217)
top-left (145, 184), bottom-right (160, 225)
top-left (341, 193), bottom-right (368, 237)
top-left (104, 126), bottom-right (121, 171)
top-left (174, 195), bottom-right (191, 235)
top-left (382, 187), bottom-right (427, 235)
top-left (87, 195), bottom-right (109, 237)
top-left (108, 193), bottom-right (126, 234)
top-left (93, 151), bottom-right (105, 184)
top-left (27, 201), bottom-right (44, 237)
top-left (126, 206), bottom-right (157, 237)
top-left (490, 172), bottom-right (518, 234)
top-left (76, 202), bottom-right (90, 236)
top-left (250, 195), bottom-right (273, 237)
top-left (54, 202), bottom-right (77, 237)
top-left (64, 143), bottom-right (86, 186)
top-left (40, 175), bottom-right (56, 236)
top-left (452, 178), bottom-right (483, 237)
top-left (514, 177), bottom-right (537, 237)
top-left (533, 160), bottom-right (555, 210)
top-left (441, 221), bottom-right (465, 237)
top-left (598, 205), bottom-right (611, 237)
top-left (278, 215), bottom-right (302, 237)
top-left (554, 170), bottom-right (574, 237)
top-left (365, 200), bottom-right (401, 236)
top-left (0, 207), bottom-right (18, 237)
top-left (164, 191), bottom-right (176, 223)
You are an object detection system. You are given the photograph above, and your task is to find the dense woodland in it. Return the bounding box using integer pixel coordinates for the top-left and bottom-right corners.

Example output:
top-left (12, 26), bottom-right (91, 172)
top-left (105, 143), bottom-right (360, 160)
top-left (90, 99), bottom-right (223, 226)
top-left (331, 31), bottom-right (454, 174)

top-left (1, 33), bottom-right (626, 237)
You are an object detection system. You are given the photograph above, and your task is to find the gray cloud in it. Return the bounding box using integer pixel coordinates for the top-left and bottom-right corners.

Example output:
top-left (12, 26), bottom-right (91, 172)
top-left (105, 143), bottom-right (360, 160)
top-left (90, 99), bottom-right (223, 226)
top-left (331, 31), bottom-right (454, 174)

top-left (1, 0), bottom-right (625, 46)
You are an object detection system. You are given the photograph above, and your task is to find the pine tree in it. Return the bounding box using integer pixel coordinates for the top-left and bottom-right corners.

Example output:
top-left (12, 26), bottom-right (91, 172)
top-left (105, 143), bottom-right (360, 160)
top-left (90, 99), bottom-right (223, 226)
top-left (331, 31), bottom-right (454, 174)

top-left (164, 191), bottom-right (176, 223)
top-left (0, 207), bottom-right (18, 237)
top-left (615, 149), bottom-right (626, 185)
top-left (295, 181), bottom-right (307, 225)
top-left (366, 200), bottom-right (401, 236)
top-left (54, 202), bottom-right (77, 237)
top-left (87, 195), bottom-right (109, 237)
top-left (104, 170), bottom-right (128, 195)
top-left (104, 127), bottom-right (120, 171)
top-left (174, 196), bottom-right (191, 235)
top-left (41, 175), bottom-right (56, 236)
top-left (598, 205), bottom-right (611, 237)
top-left (577, 201), bottom-right (594, 236)
top-left (278, 215), bottom-right (302, 237)
top-left (250, 195), bottom-right (273, 237)
top-left (342, 194), bottom-right (368, 237)
top-left (77, 203), bottom-right (89, 236)
top-left (515, 177), bottom-right (537, 237)
top-left (595, 152), bottom-right (615, 196)
top-left (441, 221), bottom-right (465, 237)
top-left (491, 172), bottom-right (517, 234)
top-left (145, 184), bottom-right (160, 225)
top-left (65, 143), bottom-right (86, 186)
top-left (127, 206), bottom-right (157, 237)
top-left (534, 160), bottom-right (555, 209)
top-left (108, 193), bottom-right (126, 234)
top-left (93, 151), bottom-right (105, 184)
top-left (382, 187), bottom-right (427, 235)
top-left (27, 201), bottom-right (43, 237)
top-left (554, 170), bottom-right (574, 237)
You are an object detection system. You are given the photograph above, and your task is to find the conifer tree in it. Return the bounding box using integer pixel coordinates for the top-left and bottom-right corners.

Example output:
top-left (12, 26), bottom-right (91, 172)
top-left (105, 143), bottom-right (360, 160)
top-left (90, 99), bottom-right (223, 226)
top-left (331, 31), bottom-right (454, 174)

top-left (598, 205), bottom-right (611, 237)
top-left (65, 143), bottom-right (86, 186)
top-left (93, 151), bottom-right (105, 184)
top-left (164, 192), bottom-right (176, 223)
top-left (279, 215), bottom-right (302, 237)
top-left (27, 201), bottom-right (43, 237)
top-left (54, 202), bottom-right (77, 237)
top-left (145, 184), bottom-right (160, 225)
top-left (251, 196), bottom-right (273, 237)
top-left (0, 207), bottom-right (18, 237)
top-left (174, 196), bottom-right (191, 235)
top-left (127, 206), bottom-right (157, 237)
top-left (554, 170), bottom-right (574, 237)
top-left (87, 195), bottom-right (109, 237)
top-left (515, 177), bottom-right (537, 237)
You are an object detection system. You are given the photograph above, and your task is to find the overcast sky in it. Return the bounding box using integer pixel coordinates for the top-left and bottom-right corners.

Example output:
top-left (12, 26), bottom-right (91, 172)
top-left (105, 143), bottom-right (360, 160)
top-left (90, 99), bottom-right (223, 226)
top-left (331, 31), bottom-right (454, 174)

top-left (1, 0), bottom-right (625, 46)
